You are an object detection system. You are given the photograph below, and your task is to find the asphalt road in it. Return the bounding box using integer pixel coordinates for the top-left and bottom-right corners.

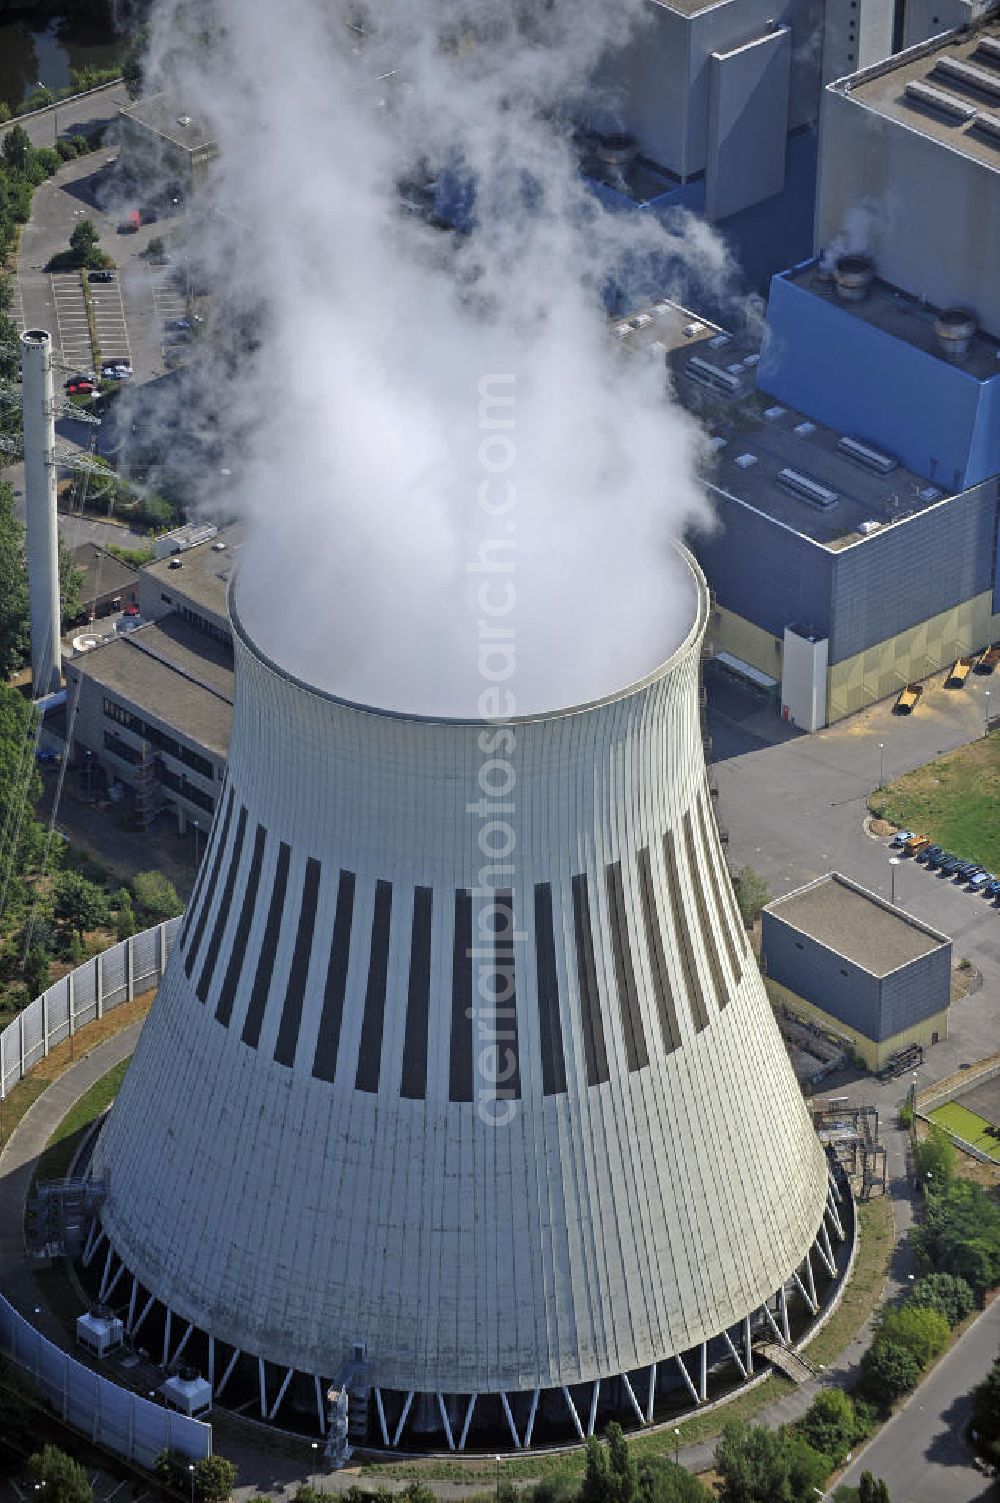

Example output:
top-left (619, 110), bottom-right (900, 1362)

top-left (835, 1299), bottom-right (1000, 1503)
top-left (0, 83), bottom-right (127, 152)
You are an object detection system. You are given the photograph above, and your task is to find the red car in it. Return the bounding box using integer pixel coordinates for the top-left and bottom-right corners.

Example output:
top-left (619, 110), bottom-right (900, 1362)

top-left (122, 603), bottom-right (140, 617)
top-left (65, 379), bottom-right (96, 395)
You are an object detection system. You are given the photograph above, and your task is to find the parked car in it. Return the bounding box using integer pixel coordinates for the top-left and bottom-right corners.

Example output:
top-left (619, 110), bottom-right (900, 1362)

top-left (891, 829), bottom-right (915, 847)
top-left (939, 854), bottom-right (961, 874)
top-left (122, 602), bottom-right (140, 617)
top-left (986, 878), bottom-right (1000, 899)
top-left (955, 861), bottom-right (981, 881)
top-left (88, 269), bottom-right (114, 283)
top-left (65, 379), bottom-right (96, 395)
top-left (969, 870), bottom-right (993, 892)
top-left (917, 844), bottom-right (943, 864)
top-left (904, 834), bottom-right (930, 855)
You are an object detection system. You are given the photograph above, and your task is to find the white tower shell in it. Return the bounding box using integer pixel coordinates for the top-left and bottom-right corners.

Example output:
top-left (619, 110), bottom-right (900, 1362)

top-left (91, 550), bottom-right (830, 1424)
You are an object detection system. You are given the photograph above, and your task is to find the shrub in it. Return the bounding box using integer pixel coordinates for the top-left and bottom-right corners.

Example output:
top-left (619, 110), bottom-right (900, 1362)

top-left (35, 147), bottom-right (61, 177)
top-left (27, 1446), bottom-right (92, 1503)
top-left (860, 1338), bottom-right (922, 1404)
top-left (914, 1126), bottom-right (957, 1186)
top-left (911, 1179), bottom-right (1000, 1293)
top-left (131, 870), bottom-right (184, 922)
top-left (909, 1272), bottom-right (975, 1326)
top-left (898, 1102), bottom-right (913, 1129)
top-left (796, 1387), bottom-right (859, 1467)
top-left (875, 1303), bottom-right (949, 1369)
top-left (193, 1457), bottom-right (237, 1503)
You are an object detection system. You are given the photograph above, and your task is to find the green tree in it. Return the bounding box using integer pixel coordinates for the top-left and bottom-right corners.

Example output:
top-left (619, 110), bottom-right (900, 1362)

top-left (858, 1474), bottom-right (891, 1503)
top-left (714, 1422), bottom-right (794, 1503)
top-left (27, 1446), bottom-right (93, 1503)
top-left (908, 1272), bottom-right (974, 1326)
top-left (194, 1457), bottom-right (237, 1503)
top-left (581, 1435), bottom-right (612, 1503)
top-left (23, 944), bottom-right (50, 998)
top-left (796, 1387), bottom-right (858, 1467)
top-left (69, 217), bottom-right (100, 265)
top-left (606, 1422), bottom-right (638, 1503)
top-left (970, 1352), bottom-right (1000, 1463)
top-left (53, 870), bottom-right (106, 945)
top-left (875, 1303), bottom-right (949, 1369)
top-left (914, 1126), bottom-right (956, 1186)
top-left (733, 867), bottom-right (770, 929)
top-left (0, 681), bottom-right (45, 878)
top-left (859, 1339), bottom-right (921, 1405)
top-left (401, 1486), bottom-right (437, 1503)
top-left (911, 1179), bottom-right (1000, 1293)
top-left (0, 480), bottom-right (29, 676)
top-left (636, 1460), bottom-right (712, 1503)
top-left (2, 125), bottom-right (32, 174)
top-left (114, 888), bottom-right (137, 941)
top-left (292, 1489), bottom-right (323, 1503)
top-left (131, 869), bottom-right (184, 921)
top-left (783, 1431), bottom-right (830, 1497)
top-left (59, 539), bottom-right (83, 628)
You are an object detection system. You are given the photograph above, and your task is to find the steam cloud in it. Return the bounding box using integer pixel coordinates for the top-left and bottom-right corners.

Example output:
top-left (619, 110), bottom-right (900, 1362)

top-left (141, 0), bottom-right (727, 717)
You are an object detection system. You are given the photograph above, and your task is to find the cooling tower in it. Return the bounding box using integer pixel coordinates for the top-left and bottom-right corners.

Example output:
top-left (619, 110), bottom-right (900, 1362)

top-left (88, 548), bottom-right (840, 1449)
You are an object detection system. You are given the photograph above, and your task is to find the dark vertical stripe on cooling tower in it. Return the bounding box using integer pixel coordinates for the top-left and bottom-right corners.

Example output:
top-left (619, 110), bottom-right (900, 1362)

top-left (662, 830), bottom-right (710, 1033)
top-left (195, 805), bottom-right (247, 1005)
top-left (400, 886), bottom-right (433, 1100)
top-left (355, 880), bottom-right (393, 1093)
top-left (682, 809), bottom-right (728, 1010)
top-left (697, 794), bottom-right (744, 985)
top-left (215, 822), bottom-right (267, 1028)
top-left (637, 847), bottom-right (681, 1054)
top-left (240, 841), bottom-right (290, 1049)
top-left (605, 861), bottom-right (649, 1072)
top-left (449, 890), bottom-right (474, 1102)
top-left (179, 795), bottom-right (221, 949)
top-left (572, 874), bottom-right (609, 1086)
top-left (274, 856), bottom-right (321, 1068)
top-left (486, 890), bottom-right (521, 1099)
top-left (312, 870), bottom-right (356, 1083)
top-left (183, 786), bottom-right (235, 978)
top-left (533, 883), bottom-right (567, 1096)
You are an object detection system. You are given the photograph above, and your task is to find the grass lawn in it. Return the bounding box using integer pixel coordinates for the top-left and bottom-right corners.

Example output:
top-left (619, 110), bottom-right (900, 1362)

top-left (928, 1101), bottom-right (1000, 1162)
top-left (870, 730), bottom-right (1000, 872)
top-left (803, 1197), bottom-right (894, 1370)
top-left (33, 1054), bottom-right (131, 1186)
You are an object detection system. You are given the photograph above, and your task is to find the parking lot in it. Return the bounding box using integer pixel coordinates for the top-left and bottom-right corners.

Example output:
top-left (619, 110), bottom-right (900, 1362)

top-left (48, 272), bottom-right (92, 371)
top-left (89, 275), bottom-right (131, 367)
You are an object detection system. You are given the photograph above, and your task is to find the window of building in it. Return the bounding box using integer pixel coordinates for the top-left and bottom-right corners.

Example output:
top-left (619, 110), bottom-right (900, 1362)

top-left (161, 593), bottom-right (173, 604)
top-left (103, 729), bottom-right (142, 766)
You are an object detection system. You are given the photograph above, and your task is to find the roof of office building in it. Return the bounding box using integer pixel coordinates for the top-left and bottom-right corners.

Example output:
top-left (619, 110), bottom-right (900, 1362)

top-left (141, 524), bottom-right (243, 623)
top-left (835, 21), bottom-right (1000, 174)
top-left (70, 615), bottom-right (233, 758)
top-left (765, 873), bottom-right (950, 977)
top-left (613, 299), bottom-right (722, 358)
top-left (670, 328), bottom-right (957, 549)
top-left (118, 92), bottom-right (217, 156)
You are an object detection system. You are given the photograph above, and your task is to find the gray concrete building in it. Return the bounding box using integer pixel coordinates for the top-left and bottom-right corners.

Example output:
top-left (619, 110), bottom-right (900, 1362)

top-left (761, 873), bottom-right (951, 1070)
top-left (117, 93), bottom-right (218, 194)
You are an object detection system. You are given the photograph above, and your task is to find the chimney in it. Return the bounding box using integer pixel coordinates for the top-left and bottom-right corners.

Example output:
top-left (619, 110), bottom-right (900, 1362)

top-left (933, 307), bottom-right (977, 364)
top-left (20, 330), bottom-right (62, 697)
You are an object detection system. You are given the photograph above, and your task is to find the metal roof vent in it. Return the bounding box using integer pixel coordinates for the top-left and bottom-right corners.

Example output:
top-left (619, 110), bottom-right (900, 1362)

top-left (595, 132), bottom-right (638, 171)
top-left (933, 307), bottom-right (977, 363)
top-left (834, 254), bottom-right (875, 303)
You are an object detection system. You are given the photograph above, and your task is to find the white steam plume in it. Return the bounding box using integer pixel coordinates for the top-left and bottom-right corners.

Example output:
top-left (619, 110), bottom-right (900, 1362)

top-left (140, 0), bottom-right (729, 717)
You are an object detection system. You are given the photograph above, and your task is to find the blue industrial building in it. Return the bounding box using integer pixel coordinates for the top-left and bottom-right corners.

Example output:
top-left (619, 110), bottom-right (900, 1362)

top-left (761, 873), bottom-right (951, 1071)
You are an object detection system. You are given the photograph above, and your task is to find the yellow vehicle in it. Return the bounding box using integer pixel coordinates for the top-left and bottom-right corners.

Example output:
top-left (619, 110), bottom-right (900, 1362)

top-left (895, 682), bottom-right (922, 714)
top-left (904, 833), bottom-right (930, 855)
top-left (947, 656), bottom-right (974, 687)
top-left (975, 644), bottom-right (1000, 675)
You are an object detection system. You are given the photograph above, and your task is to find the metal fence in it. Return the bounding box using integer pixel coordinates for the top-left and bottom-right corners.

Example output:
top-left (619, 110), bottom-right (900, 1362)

top-left (0, 1295), bottom-right (211, 1464)
top-left (0, 919), bottom-right (181, 1099)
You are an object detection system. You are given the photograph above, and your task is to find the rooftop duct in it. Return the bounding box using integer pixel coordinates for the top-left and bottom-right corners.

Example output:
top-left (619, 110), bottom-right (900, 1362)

top-left (834, 254), bottom-right (874, 303)
top-left (933, 307), bottom-right (977, 362)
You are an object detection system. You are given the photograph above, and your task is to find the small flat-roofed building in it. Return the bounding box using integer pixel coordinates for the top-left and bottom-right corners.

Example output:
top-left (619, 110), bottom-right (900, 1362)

top-left (137, 524), bottom-right (241, 645)
top-left (761, 872), bottom-right (951, 1070)
top-left (117, 92), bottom-right (217, 193)
top-left (70, 542), bottom-right (139, 621)
top-left (65, 614), bottom-right (233, 832)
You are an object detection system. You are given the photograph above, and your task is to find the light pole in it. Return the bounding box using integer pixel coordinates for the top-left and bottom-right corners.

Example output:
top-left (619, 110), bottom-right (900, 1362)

top-left (986, 689), bottom-right (991, 738)
top-left (889, 855), bottom-right (901, 905)
top-left (37, 81), bottom-right (57, 143)
top-left (674, 1427), bottom-right (681, 1465)
top-left (187, 1463), bottom-right (195, 1503)
top-left (311, 1441), bottom-right (321, 1491)
top-left (878, 740), bottom-right (885, 790)
top-left (495, 1455), bottom-right (502, 1503)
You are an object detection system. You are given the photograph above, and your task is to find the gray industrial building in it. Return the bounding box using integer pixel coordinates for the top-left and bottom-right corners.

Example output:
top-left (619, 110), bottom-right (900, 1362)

top-left (761, 874), bottom-right (951, 1070)
top-left (117, 94), bottom-right (218, 194)
top-left (61, 528), bottom-right (239, 832)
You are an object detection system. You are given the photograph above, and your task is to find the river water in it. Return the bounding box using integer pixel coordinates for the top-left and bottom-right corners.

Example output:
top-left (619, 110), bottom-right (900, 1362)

top-left (0, 14), bottom-right (122, 111)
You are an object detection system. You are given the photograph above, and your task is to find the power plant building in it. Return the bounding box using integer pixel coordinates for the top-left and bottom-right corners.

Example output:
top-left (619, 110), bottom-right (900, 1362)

top-left (84, 550), bottom-right (844, 1449)
top-left (682, 17), bottom-right (1000, 726)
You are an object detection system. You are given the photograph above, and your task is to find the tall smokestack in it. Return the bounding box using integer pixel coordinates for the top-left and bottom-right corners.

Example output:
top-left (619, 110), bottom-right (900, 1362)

top-left (21, 329), bottom-right (62, 697)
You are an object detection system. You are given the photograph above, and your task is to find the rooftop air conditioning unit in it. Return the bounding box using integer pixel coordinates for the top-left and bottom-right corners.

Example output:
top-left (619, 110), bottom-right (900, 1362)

top-left (776, 468), bottom-right (839, 510)
top-left (837, 435), bottom-right (899, 474)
